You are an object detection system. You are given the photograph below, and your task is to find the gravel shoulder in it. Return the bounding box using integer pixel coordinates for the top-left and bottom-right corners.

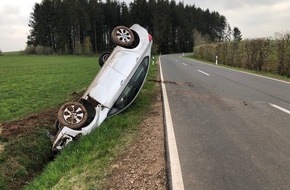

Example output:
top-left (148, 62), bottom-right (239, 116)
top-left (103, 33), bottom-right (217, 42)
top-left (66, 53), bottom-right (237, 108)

top-left (103, 80), bottom-right (168, 189)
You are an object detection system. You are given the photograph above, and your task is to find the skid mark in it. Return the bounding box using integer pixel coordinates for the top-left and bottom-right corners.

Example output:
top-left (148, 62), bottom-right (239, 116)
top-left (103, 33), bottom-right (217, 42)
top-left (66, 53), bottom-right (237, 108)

top-left (149, 79), bottom-right (194, 87)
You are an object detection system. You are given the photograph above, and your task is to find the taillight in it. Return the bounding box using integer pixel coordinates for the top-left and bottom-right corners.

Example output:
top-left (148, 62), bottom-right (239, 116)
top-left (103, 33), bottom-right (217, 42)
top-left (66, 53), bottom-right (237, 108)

top-left (148, 34), bottom-right (153, 42)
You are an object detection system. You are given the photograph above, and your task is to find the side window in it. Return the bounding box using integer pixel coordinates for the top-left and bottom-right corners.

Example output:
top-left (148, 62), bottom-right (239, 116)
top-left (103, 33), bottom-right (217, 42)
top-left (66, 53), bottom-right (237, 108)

top-left (108, 56), bottom-right (149, 116)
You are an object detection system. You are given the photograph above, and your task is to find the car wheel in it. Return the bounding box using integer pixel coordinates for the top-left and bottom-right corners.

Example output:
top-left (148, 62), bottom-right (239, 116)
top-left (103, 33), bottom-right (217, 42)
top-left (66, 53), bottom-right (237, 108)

top-left (111, 26), bottom-right (134, 47)
top-left (57, 102), bottom-right (88, 129)
top-left (99, 52), bottom-right (111, 67)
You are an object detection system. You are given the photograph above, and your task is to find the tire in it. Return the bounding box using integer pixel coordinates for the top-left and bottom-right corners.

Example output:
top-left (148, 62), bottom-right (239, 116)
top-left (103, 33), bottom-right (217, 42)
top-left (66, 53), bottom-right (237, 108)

top-left (57, 102), bottom-right (88, 129)
top-left (98, 52), bottom-right (111, 67)
top-left (111, 26), bottom-right (134, 47)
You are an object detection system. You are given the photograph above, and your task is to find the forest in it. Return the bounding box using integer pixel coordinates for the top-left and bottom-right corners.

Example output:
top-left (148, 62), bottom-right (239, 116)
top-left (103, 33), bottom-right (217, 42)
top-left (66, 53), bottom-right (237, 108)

top-left (26, 0), bottom-right (236, 55)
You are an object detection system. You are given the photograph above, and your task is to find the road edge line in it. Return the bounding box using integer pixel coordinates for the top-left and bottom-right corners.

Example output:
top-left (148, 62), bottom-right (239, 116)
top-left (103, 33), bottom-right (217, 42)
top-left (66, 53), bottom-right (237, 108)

top-left (159, 56), bottom-right (185, 190)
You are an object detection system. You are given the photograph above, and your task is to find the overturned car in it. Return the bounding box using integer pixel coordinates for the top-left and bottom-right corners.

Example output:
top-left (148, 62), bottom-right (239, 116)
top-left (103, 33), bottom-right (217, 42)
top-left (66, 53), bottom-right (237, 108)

top-left (52, 24), bottom-right (153, 152)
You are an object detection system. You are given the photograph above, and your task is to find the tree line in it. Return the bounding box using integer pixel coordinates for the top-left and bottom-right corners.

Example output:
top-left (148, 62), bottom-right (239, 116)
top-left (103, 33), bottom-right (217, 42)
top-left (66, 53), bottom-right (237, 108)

top-left (26, 0), bottom-right (238, 55)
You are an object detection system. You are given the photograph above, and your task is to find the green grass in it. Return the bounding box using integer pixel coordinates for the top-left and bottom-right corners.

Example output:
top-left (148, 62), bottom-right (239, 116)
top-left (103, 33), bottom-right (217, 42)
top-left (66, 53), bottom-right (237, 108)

top-left (0, 54), bottom-right (158, 189)
top-left (0, 129), bottom-right (52, 189)
top-left (0, 54), bottom-right (98, 122)
top-left (24, 58), bottom-right (158, 190)
top-left (0, 54), bottom-right (99, 189)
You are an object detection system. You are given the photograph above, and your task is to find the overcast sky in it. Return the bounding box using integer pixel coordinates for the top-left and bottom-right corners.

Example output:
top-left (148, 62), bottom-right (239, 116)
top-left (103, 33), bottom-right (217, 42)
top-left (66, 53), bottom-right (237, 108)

top-left (0, 0), bottom-right (290, 52)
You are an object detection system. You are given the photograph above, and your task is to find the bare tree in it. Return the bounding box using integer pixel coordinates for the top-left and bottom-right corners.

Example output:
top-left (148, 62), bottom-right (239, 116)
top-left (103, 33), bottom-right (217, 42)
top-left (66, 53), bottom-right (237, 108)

top-left (223, 22), bottom-right (232, 41)
top-left (193, 29), bottom-right (208, 47)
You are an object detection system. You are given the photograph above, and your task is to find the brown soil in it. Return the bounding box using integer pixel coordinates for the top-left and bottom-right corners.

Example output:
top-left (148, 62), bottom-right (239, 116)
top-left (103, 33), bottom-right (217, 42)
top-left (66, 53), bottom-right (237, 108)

top-left (0, 90), bottom-right (82, 141)
top-left (0, 108), bottom-right (57, 142)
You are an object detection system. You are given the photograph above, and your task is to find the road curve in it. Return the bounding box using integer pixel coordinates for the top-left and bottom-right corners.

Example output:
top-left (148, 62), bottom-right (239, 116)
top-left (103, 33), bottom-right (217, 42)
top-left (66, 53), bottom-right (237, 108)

top-left (160, 54), bottom-right (290, 190)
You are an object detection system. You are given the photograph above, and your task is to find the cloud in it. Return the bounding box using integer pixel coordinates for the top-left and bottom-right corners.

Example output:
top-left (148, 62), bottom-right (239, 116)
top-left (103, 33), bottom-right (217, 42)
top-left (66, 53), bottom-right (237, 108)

top-left (223, 1), bottom-right (290, 38)
top-left (0, 25), bottom-right (28, 51)
top-left (182, 0), bottom-right (290, 39)
top-left (1, 0), bottom-right (290, 51)
top-left (187, 0), bottom-right (284, 10)
top-left (0, 0), bottom-right (40, 52)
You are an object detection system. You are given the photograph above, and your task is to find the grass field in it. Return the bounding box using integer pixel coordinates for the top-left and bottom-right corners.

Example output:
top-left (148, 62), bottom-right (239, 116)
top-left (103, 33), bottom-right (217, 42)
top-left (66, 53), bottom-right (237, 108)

top-left (0, 53), bottom-right (158, 189)
top-left (0, 54), bottom-right (98, 122)
top-left (0, 54), bottom-right (98, 189)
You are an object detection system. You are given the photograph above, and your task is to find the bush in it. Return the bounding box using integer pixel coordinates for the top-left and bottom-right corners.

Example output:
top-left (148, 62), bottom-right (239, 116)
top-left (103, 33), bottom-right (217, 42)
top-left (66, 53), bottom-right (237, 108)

top-left (275, 32), bottom-right (290, 76)
top-left (243, 39), bottom-right (271, 71)
top-left (0, 49), bottom-right (2, 56)
top-left (152, 44), bottom-right (159, 55)
top-left (35, 45), bottom-right (53, 55)
top-left (194, 39), bottom-right (272, 72)
top-left (82, 37), bottom-right (93, 55)
top-left (24, 45), bottom-right (36, 54)
top-left (74, 42), bottom-right (83, 55)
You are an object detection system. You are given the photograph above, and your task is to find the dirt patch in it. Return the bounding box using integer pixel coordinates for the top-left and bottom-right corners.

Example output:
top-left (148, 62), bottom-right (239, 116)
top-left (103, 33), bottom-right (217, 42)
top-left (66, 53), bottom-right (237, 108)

top-left (0, 91), bottom-right (84, 140)
top-left (0, 126), bottom-right (3, 153)
top-left (0, 124), bottom-right (3, 153)
top-left (0, 108), bottom-right (58, 141)
top-left (0, 144), bottom-right (4, 154)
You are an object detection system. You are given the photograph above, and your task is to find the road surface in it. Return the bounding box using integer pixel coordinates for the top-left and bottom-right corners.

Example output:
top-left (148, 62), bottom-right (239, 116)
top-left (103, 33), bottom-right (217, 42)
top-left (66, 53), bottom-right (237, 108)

top-left (160, 54), bottom-right (290, 190)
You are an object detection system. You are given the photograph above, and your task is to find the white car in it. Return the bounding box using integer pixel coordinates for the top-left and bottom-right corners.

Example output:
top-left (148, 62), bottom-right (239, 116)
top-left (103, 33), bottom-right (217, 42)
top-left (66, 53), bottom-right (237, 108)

top-left (52, 24), bottom-right (153, 152)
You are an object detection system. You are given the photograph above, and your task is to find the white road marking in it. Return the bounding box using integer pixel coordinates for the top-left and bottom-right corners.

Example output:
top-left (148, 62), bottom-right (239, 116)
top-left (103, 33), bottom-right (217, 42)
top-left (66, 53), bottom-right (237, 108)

top-left (269, 103), bottom-right (290, 115)
top-left (198, 70), bottom-right (210, 76)
top-left (159, 56), bottom-right (185, 190)
top-left (182, 62), bottom-right (187, 66)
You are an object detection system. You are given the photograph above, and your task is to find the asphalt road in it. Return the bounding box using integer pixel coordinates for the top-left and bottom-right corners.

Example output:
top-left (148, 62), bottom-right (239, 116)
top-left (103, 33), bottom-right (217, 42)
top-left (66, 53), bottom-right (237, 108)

top-left (160, 54), bottom-right (290, 190)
